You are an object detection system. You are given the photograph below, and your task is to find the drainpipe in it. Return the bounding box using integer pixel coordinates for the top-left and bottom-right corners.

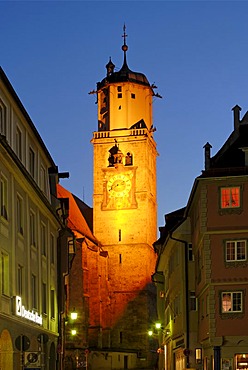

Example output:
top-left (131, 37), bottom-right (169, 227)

top-left (169, 233), bottom-right (190, 368)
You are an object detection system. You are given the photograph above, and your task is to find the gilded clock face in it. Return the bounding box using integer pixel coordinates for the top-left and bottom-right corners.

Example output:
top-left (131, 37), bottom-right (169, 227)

top-left (107, 174), bottom-right (132, 197)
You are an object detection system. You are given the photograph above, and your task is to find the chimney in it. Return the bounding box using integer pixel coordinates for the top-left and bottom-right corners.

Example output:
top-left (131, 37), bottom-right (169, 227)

top-left (203, 142), bottom-right (212, 170)
top-left (232, 105), bottom-right (241, 131)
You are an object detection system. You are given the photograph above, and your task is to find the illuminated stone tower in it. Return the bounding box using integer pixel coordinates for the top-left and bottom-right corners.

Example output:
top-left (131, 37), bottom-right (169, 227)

top-left (91, 27), bottom-right (158, 370)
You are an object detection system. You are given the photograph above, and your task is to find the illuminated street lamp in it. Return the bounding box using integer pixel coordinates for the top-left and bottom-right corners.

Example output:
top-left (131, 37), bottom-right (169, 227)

top-left (71, 308), bottom-right (78, 320)
top-left (155, 322), bottom-right (162, 330)
top-left (71, 329), bottom-right (77, 336)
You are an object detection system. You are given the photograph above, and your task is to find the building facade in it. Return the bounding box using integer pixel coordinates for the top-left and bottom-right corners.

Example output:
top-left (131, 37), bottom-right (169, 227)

top-left (155, 106), bottom-right (248, 370)
top-left (153, 209), bottom-right (198, 370)
top-left (89, 29), bottom-right (159, 370)
top-left (0, 67), bottom-right (70, 370)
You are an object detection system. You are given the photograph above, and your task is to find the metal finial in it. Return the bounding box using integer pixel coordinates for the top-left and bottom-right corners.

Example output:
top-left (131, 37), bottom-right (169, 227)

top-left (122, 24), bottom-right (128, 53)
top-left (122, 24), bottom-right (128, 45)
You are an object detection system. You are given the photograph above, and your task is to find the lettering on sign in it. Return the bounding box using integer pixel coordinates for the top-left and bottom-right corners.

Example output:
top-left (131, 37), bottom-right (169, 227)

top-left (15, 296), bottom-right (42, 326)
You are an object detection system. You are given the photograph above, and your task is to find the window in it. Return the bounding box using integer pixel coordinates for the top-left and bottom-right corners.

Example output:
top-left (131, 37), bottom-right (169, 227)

top-left (131, 93), bottom-right (135, 99)
top-left (16, 126), bottom-right (22, 160)
top-left (17, 195), bottom-right (24, 235)
top-left (226, 240), bottom-right (246, 261)
top-left (221, 187), bottom-right (240, 209)
top-left (119, 331), bottom-right (123, 344)
top-left (51, 289), bottom-right (55, 318)
top-left (41, 223), bottom-right (47, 256)
top-left (17, 264), bottom-right (23, 296)
top-left (50, 233), bottom-right (55, 264)
top-left (189, 291), bottom-right (197, 310)
top-left (222, 291), bottom-right (242, 313)
top-left (31, 274), bottom-right (37, 309)
top-left (40, 165), bottom-right (47, 193)
top-left (118, 93), bottom-right (122, 98)
top-left (0, 99), bottom-right (7, 136)
top-left (0, 176), bottom-right (8, 220)
top-left (188, 243), bottom-right (194, 261)
top-left (118, 229), bottom-right (121, 242)
top-left (42, 282), bottom-right (47, 314)
top-left (1, 253), bottom-right (9, 295)
top-left (174, 295), bottom-right (181, 316)
top-left (117, 86), bottom-right (122, 92)
top-left (29, 147), bottom-right (35, 178)
top-left (125, 152), bottom-right (133, 166)
top-left (30, 211), bottom-right (36, 247)
top-left (119, 254), bottom-right (122, 264)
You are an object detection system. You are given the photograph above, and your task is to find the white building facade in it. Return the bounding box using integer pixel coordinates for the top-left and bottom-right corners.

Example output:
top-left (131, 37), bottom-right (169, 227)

top-left (0, 67), bottom-right (67, 370)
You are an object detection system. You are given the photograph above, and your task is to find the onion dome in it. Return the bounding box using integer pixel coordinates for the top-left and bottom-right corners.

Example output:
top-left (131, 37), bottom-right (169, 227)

top-left (97, 25), bottom-right (150, 90)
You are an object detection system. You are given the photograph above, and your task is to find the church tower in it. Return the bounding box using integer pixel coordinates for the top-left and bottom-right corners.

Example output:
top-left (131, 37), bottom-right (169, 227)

top-left (91, 27), bottom-right (158, 369)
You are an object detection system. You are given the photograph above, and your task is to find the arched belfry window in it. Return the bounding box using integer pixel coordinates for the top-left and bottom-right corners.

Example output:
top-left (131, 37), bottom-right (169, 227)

top-left (108, 144), bottom-right (124, 167)
top-left (125, 152), bottom-right (133, 166)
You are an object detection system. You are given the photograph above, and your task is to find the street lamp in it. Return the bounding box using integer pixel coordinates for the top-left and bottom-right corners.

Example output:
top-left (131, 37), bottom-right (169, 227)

top-left (155, 322), bottom-right (162, 330)
top-left (71, 308), bottom-right (78, 320)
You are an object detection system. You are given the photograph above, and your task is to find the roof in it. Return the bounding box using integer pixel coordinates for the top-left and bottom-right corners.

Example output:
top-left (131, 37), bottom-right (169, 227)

top-left (97, 35), bottom-right (151, 90)
top-left (98, 59), bottom-right (150, 89)
top-left (0, 66), bottom-right (56, 168)
top-left (201, 113), bottom-right (248, 178)
top-left (154, 207), bottom-right (186, 249)
top-left (57, 184), bottom-right (99, 245)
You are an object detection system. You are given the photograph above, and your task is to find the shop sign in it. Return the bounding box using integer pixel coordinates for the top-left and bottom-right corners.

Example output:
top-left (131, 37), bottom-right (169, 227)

top-left (15, 296), bottom-right (43, 326)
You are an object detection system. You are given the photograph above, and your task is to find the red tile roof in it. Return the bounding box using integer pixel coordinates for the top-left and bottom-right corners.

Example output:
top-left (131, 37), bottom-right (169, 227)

top-left (57, 184), bottom-right (99, 245)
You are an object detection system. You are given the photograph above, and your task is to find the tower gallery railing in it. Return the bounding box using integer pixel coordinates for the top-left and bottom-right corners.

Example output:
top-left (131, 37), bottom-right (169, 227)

top-left (93, 128), bottom-right (149, 139)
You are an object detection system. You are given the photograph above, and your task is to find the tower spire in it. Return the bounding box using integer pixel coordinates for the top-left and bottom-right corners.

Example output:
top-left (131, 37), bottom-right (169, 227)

top-left (121, 24), bottom-right (128, 67)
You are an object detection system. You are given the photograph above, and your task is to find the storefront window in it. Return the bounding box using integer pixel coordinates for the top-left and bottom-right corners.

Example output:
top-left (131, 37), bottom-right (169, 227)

top-left (236, 354), bottom-right (248, 370)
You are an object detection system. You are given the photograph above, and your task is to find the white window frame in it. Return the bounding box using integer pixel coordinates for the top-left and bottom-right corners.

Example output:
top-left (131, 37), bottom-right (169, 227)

top-left (221, 291), bottom-right (243, 313)
top-left (225, 240), bottom-right (247, 262)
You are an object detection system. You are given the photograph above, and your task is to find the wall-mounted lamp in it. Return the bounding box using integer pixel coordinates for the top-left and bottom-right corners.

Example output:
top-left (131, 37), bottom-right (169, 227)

top-left (71, 308), bottom-right (78, 320)
top-left (155, 322), bottom-right (161, 330)
top-left (71, 329), bottom-right (77, 336)
top-left (165, 329), bottom-right (171, 335)
top-left (148, 330), bottom-right (153, 337)
top-left (195, 348), bottom-right (202, 363)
